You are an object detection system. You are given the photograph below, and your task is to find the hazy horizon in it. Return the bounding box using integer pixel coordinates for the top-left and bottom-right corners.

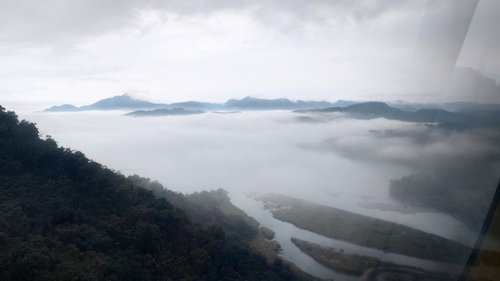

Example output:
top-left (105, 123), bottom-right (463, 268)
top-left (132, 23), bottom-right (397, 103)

top-left (5, 91), bottom-right (500, 115)
top-left (2, 0), bottom-right (500, 111)
top-left (2, 1), bottom-right (500, 280)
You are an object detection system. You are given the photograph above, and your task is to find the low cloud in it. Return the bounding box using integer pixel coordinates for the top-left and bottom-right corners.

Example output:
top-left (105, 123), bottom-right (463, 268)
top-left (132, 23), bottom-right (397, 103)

top-left (303, 123), bottom-right (500, 230)
top-left (0, 0), bottom-right (417, 46)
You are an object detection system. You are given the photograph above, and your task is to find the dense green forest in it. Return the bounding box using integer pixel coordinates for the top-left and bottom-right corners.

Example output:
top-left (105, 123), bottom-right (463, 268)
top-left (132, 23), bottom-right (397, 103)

top-left (0, 106), bottom-right (301, 281)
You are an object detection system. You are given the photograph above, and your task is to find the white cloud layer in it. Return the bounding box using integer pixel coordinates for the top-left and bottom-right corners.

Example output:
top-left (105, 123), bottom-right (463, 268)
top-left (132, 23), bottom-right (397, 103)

top-left (1, 0), bottom-right (499, 110)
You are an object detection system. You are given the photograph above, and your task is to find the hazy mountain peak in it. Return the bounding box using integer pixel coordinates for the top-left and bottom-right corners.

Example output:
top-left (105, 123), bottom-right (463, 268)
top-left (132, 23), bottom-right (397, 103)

top-left (242, 96), bottom-right (257, 100)
top-left (45, 94), bottom-right (168, 111)
top-left (225, 96), bottom-right (329, 110)
top-left (89, 93), bottom-right (136, 104)
top-left (78, 94), bottom-right (159, 110)
top-left (44, 104), bottom-right (79, 112)
top-left (340, 102), bottom-right (402, 115)
top-left (346, 101), bottom-right (391, 109)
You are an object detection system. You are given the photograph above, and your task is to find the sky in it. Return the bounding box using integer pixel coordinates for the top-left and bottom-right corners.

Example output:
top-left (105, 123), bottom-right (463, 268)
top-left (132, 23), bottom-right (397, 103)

top-left (1, 0), bottom-right (499, 110)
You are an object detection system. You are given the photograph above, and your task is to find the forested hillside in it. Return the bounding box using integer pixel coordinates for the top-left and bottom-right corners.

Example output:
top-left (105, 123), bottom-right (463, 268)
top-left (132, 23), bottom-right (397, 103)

top-left (0, 106), bottom-right (300, 281)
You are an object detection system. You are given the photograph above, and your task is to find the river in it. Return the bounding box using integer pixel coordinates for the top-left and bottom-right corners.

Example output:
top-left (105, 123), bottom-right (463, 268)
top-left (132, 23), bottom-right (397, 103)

top-left (229, 192), bottom-right (467, 280)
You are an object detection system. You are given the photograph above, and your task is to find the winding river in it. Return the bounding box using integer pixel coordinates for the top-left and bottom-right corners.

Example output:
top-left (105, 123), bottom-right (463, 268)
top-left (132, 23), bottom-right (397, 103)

top-left (229, 192), bottom-right (466, 280)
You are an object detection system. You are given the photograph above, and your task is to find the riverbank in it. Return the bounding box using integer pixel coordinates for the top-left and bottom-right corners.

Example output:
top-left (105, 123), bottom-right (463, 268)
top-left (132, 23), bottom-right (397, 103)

top-left (256, 193), bottom-right (471, 263)
top-left (220, 194), bottom-right (326, 280)
top-left (251, 226), bottom-right (328, 281)
top-left (291, 238), bottom-right (456, 280)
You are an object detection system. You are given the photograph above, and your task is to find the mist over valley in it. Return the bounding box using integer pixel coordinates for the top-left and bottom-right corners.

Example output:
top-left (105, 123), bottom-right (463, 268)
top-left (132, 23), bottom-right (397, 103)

top-left (17, 99), bottom-right (500, 279)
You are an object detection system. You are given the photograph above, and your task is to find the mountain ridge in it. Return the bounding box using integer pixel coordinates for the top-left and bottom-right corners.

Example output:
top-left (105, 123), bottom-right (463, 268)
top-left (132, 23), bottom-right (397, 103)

top-left (44, 95), bottom-right (343, 112)
top-left (45, 94), bottom-right (169, 112)
top-left (125, 108), bottom-right (205, 117)
top-left (45, 94), bottom-right (500, 113)
top-left (296, 102), bottom-right (500, 128)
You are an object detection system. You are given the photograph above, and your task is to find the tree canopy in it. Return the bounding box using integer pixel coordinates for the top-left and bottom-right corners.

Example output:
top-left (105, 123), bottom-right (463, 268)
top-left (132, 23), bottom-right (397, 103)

top-left (0, 106), bottom-right (300, 281)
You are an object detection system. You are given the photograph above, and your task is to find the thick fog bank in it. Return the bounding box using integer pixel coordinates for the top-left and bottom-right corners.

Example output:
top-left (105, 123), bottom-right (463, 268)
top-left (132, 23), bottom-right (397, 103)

top-left (301, 118), bottom-right (500, 232)
top-left (22, 110), bottom-right (497, 244)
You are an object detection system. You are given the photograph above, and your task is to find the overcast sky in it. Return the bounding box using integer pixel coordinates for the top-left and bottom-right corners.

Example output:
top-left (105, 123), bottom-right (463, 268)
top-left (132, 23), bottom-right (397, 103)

top-left (1, 0), bottom-right (499, 110)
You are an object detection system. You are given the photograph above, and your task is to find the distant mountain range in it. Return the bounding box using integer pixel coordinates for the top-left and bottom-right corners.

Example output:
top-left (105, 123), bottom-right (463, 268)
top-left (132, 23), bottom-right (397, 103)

top-left (44, 94), bottom-right (351, 112)
top-left (389, 101), bottom-right (500, 112)
top-left (125, 108), bottom-right (205, 117)
top-left (224, 96), bottom-right (339, 110)
top-left (44, 94), bottom-right (500, 127)
top-left (45, 94), bottom-right (500, 113)
top-left (296, 101), bottom-right (500, 128)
